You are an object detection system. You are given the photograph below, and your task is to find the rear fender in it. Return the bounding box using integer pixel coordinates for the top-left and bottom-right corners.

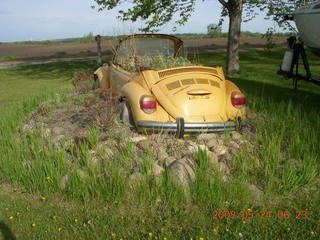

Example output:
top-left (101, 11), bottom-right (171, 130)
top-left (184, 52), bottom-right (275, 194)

top-left (225, 80), bottom-right (246, 119)
top-left (121, 82), bottom-right (170, 125)
top-left (94, 64), bottom-right (110, 90)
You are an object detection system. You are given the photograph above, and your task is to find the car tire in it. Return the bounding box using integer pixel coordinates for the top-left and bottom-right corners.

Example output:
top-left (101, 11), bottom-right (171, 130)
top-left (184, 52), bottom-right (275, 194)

top-left (120, 101), bottom-right (135, 128)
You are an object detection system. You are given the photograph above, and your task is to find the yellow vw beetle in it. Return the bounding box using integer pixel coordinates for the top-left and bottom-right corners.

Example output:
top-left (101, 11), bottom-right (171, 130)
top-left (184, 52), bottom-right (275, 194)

top-left (94, 34), bottom-right (246, 137)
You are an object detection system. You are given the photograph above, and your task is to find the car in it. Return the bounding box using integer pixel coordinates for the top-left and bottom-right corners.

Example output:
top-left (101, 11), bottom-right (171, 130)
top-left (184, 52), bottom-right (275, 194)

top-left (94, 34), bottom-right (246, 137)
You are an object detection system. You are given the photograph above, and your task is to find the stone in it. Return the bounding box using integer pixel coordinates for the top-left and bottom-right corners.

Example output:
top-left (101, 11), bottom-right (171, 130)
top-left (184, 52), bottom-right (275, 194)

top-left (136, 139), bottom-right (151, 152)
top-left (128, 172), bottom-right (143, 185)
top-left (130, 136), bottom-right (147, 143)
top-left (155, 148), bottom-right (169, 161)
top-left (99, 132), bottom-right (108, 142)
top-left (52, 126), bottom-right (65, 135)
top-left (52, 135), bottom-right (65, 149)
top-left (230, 131), bottom-right (242, 142)
top-left (187, 144), bottom-right (209, 154)
top-left (153, 163), bottom-right (165, 176)
top-left (206, 138), bottom-right (219, 150)
top-left (212, 145), bottom-right (228, 156)
top-left (130, 166), bottom-right (140, 174)
top-left (97, 143), bottom-right (114, 158)
top-left (167, 157), bottom-right (196, 187)
top-left (90, 156), bottom-right (99, 167)
top-left (164, 156), bottom-right (176, 168)
top-left (197, 133), bottom-right (218, 142)
top-left (77, 169), bottom-right (88, 179)
top-left (207, 151), bottom-right (218, 164)
top-left (73, 135), bottom-right (89, 146)
top-left (41, 128), bottom-right (51, 137)
top-left (246, 183), bottom-right (263, 201)
top-left (105, 148), bottom-right (114, 158)
top-left (228, 141), bottom-right (240, 150)
top-left (219, 161), bottom-right (230, 175)
top-left (60, 173), bottom-right (70, 190)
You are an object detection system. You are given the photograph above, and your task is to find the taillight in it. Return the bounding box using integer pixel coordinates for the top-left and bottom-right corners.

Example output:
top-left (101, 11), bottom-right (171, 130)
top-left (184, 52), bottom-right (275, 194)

top-left (140, 95), bottom-right (157, 114)
top-left (231, 92), bottom-right (246, 109)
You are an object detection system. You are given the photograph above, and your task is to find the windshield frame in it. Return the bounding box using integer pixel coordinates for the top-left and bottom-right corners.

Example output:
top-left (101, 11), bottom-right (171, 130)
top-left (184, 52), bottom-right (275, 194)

top-left (112, 34), bottom-right (184, 66)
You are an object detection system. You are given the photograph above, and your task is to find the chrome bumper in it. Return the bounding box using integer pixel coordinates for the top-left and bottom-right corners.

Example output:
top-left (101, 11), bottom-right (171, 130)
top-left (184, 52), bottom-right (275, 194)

top-left (137, 120), bottom-right (237, 134)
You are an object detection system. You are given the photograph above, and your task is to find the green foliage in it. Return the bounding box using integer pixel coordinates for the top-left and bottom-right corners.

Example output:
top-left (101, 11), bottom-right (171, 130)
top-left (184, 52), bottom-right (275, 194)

top-left (263, 27), bottom-right (277, 50)
top-left (207, 23), bottom-right (223, 38)
top-left (251, 0), bottom-right (307, 31)
top-left (121, 55), bottom-right (192, 72)
top-left (92, 0), bottom-right (197, 32)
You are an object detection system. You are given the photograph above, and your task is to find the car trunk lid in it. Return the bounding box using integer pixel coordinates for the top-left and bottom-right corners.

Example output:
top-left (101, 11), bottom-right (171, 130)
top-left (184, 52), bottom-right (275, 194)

top-left (142, 66), bottom-right (228, 122)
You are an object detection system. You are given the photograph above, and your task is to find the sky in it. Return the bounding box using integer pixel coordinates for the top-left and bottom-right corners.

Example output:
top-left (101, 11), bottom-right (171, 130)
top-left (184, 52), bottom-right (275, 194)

top-left (0, 0), bottom-right (281, 42)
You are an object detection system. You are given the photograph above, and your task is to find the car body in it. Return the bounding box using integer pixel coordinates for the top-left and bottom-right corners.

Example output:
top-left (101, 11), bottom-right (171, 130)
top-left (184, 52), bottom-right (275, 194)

top-left (94, 34), bottom-right (246, 137)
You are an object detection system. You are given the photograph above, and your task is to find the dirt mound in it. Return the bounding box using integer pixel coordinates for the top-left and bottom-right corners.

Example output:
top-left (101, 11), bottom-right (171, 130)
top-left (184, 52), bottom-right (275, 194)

top-left (20, 77), bottom-right (258, 192)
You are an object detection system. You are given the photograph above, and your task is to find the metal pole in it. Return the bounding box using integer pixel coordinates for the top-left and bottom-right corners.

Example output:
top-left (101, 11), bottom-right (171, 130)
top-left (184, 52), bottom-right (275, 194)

top-left (95, 35), bottom-right (102, 66)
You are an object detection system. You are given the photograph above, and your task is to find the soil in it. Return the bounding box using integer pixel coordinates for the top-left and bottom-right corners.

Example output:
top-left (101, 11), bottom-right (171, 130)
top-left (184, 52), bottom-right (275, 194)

top-left (0, 37), bottom-right (287, 68)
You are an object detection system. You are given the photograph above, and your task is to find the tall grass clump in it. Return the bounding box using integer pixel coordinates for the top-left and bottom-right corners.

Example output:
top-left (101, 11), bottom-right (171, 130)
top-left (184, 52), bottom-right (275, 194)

top-left (0, 93), bottom-right (69, 194)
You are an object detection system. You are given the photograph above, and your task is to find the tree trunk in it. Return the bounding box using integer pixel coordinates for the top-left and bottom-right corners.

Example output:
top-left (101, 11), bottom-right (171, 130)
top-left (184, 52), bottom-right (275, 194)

top-left (226, 1), bottom-right (243, 77)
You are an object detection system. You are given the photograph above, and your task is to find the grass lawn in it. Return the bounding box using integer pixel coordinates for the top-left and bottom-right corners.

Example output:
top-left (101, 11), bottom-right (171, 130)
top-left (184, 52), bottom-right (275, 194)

top-left (0, 50), bottom-right (319, 240)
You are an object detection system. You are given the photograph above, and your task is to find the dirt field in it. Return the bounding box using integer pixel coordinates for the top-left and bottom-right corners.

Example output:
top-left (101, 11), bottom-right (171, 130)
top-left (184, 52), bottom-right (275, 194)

top-left (0, 37), bottom-right (287, 58)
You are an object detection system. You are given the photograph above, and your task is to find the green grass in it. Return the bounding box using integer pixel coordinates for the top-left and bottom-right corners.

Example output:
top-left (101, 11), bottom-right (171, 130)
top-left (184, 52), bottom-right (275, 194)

top-left (0, 50), bottom-right (319, 239)
top-left (0, 60), bottom-right (98, 113)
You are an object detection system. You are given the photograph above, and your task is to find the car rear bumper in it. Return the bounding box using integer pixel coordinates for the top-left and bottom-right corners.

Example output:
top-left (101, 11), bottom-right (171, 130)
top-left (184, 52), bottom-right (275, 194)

top-left (137, 119), bottom-right (237, 136)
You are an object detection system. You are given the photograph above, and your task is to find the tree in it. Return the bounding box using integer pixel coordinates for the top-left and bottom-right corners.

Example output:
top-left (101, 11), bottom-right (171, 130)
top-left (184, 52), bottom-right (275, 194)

top-left (207, 23), bottom-right (222, 38)
top-left (218, 0), bottom-right (243, 75)
top-left (91, 0), bottom-right (303, 76)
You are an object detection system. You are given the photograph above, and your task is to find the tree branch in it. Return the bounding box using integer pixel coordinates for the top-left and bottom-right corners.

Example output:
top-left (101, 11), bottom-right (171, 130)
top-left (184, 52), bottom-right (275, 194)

top-left (218, 0), bottom-right (228, 9)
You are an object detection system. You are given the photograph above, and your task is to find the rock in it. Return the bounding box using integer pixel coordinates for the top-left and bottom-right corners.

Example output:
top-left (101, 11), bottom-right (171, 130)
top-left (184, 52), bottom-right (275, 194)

top-left (187, 144), bottom-right (209, 154)
top-left (206, 138), bottom-right (219, 150)
top-left (212, 145), bottom-right (228, 156)
top-left (96, 142), bottom-right (115, 157)
top-left (133, 148), bottom-right (144, 165)
top-left (197, 133), bottom-right (218, 142)
top-left (98, 132), bottom-right (108, 142)
top-left (53, 135), bottom-right (66, 149)
top-left (90, 156), bottom-right (99, 167)
top-left (105, 148), bottom-right (114, 158)
top-left (207, 151), bottom-right (218, 164)
top-left (155, 148), bottom-right (168, 161)
top-left (167, 158), bottom-right (196, 187)
top-left (22, 120), bottom-right (36, 131)
top-left (210, 161), bottom-right (230, 182)
top-left (153, 163), bottom-right (165, 176)
top-left (217, 152), bottom-right (232, 166)
top-left (230, 131), bottom-right (242, 142)
top-left (136, 139), bottom-right (151, 152)
top-left (247, 183), bottom-right (263, 201)
top-left (74, 135), bottom-right (89, 146)
top-left (40, 128), bottom-right (51, 137)
top-left (60, 173), bottom-right (70, 190)
top-left (129, 172), bottom-right (143, 185)
top-left (116, 141), bottom-right (127, 152)
top-left (164, 156), bottom-right (176, 168)
top-left (52, 126), bottom-right (65, 135)
top-left (228, 141), bottom-right (240, 150)
top-left (77, 169), bottom-right (88, 179)
top-left (130, 166), bottom-right (140, 174)
top-left (130, 136), bottom-right (147, 143)
top-left (219, 161), bottom-right (230, 175)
